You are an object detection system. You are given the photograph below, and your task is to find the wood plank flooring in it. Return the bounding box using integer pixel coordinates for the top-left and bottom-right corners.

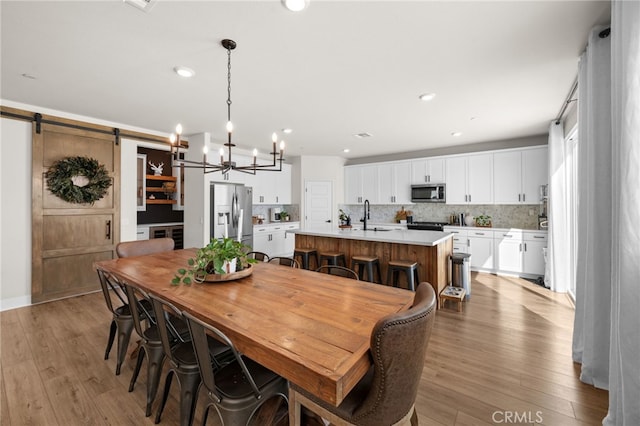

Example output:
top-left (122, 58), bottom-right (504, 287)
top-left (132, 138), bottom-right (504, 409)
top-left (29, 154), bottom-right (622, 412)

top-left (0, 272), bottom-right (608, 425)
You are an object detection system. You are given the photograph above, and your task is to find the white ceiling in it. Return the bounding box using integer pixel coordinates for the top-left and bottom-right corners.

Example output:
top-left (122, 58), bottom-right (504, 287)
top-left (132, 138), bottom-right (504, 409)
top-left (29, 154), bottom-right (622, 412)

top-left (1, 1), bottom-right (609, 160)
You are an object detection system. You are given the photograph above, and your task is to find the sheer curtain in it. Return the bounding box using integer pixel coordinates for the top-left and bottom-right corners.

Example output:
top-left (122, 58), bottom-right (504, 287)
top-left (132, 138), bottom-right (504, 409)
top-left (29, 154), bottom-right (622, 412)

top-left (572, 1), bottom-right (640, 424)
top-left (546, 121), bottom-right (570, 293)
top-left (572, 25), bottom-right (611, 390)
top-left (605, 1), bottom-right (640, 424)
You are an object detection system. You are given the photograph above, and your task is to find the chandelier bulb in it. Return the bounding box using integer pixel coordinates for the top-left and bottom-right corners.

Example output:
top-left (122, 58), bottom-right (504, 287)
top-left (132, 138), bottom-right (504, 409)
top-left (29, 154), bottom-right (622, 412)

top-left (272, 132), bottom-right (278, 142)
top-left (280, 141), bottom-right (286, 150)
top-left (170, 133), bottom-right (176, 144)
top-left (202, 145), bottom-right (209, 154)
top-left (226, 121), bottom-right (234, 133)
top-left (175, 123), bottom-right (183, 135)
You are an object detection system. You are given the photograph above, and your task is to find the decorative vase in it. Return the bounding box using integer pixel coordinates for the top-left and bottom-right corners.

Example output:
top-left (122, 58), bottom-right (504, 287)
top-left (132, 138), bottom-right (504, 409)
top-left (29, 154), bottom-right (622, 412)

top-left (465, 215), bottom-right (475, 227)
top-left (223, 258), bottom-right (237, 274)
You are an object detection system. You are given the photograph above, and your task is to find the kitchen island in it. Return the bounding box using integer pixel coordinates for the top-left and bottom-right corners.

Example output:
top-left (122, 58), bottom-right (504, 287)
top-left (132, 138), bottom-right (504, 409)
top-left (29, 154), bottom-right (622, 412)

top-left (289, 227), bottom-right (453, 307)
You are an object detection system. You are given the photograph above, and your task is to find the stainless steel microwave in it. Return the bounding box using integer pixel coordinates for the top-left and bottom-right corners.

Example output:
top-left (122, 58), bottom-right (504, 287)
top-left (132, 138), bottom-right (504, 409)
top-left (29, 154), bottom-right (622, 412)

top-left (411, 184), bottom-right (446, 203)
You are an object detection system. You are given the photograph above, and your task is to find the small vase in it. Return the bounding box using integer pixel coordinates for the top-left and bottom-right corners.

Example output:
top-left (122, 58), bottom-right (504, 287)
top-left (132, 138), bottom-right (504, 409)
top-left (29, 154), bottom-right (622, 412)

top-left (223, 258), bottom-right (237, 274)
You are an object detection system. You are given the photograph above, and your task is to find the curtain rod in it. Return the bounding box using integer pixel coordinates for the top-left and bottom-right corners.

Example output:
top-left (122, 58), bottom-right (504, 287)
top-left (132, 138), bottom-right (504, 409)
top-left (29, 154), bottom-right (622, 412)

top-left (554, 26), bottom-right (610, 125)
top-left (554, 78), bottom-right (578, 125)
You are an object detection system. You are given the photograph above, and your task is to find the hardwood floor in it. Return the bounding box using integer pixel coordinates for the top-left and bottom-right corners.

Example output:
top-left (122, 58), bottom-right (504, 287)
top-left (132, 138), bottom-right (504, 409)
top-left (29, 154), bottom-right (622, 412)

top-left (0, 273), bottom-right (607, 425)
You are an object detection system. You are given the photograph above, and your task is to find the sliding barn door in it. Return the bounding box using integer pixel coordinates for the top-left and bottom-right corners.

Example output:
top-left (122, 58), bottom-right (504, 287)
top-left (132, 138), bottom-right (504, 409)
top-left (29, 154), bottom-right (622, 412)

top-left (32, 123), bottom-right (120, 303)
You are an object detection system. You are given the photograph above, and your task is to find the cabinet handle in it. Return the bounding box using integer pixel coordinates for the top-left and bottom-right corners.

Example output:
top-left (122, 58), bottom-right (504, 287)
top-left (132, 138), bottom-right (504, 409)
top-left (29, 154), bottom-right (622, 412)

top-left (519, 243), bottom-right (522, 252)
top-left (522, 194), bottom-right (525, 202)
top-left (533, 235), bottom-right (545, 239)
top-left (468, 194), bottom-right (471, 202)
top-left (524, 243), bottom-right (527, 251)
top-left (467, 239), bottom-right (470, 247)
top-left (276, 196), bottom-right (279, 203)
top-left (503, 234), bottom-right (512, 238)
top-left (425, 176), bottom-right (428, 183)
top-left (106, 220), bottom-right (112, 240)
top-left (518, 194), bottom-right (521, 202)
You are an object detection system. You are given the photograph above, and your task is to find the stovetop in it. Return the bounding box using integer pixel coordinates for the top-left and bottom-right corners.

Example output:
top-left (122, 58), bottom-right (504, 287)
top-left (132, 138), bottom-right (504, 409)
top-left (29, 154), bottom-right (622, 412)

top-left (407, 221), bottom-right (450, 231)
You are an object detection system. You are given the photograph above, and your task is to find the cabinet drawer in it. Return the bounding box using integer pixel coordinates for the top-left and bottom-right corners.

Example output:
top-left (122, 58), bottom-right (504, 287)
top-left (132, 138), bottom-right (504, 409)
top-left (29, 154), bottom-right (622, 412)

top-left (469, 230), bottom-right (493, 238)
top-left (524, 232), bottom-right (548, 242)
top-left (496, 230), bottom-right (523, 241)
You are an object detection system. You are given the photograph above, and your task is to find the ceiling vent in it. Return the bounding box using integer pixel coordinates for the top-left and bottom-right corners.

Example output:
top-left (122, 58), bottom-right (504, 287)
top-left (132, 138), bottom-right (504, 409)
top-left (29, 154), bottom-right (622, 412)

top-left (123, 0), bottom-right (157, 12)
top-left (354, 132), bottom-right (373, 139)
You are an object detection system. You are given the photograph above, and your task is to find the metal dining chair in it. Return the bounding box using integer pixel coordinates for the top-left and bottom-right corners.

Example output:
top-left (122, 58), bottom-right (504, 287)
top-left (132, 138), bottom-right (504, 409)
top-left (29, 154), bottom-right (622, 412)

top-left (247, 251), bottom-right (270, 262)
top-left (97, 268), bottom-right (152, 375)
top-left (268, 256), bottom-right (300, 268)
top-left (124, 283), bottom-right (189, 417)
top-left (315, 265), bottom-right (359, 280)
top-left (149, 293), bottom-right (231, 426)
top-left (289, 282), bottom-right (437, 426)
top-left (183, 311), bottom-right (289, 426)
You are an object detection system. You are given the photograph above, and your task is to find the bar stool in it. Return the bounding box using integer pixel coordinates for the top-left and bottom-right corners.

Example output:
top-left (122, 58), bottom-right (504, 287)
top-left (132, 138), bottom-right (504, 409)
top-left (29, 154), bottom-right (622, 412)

top-left (318, 251), bottom-right (346, 267)
top-left (387, 260), bottom-right (419, 291)
top-left (294, 248), bottom-right (319, 270)
top-left (351, 255), bottom-right (382, 283)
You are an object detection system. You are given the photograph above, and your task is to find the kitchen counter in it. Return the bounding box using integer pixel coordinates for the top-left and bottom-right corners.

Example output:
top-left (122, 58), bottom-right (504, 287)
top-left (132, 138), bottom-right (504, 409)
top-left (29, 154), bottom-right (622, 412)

top-left (289, 227), bottom-right (452, 247)
top-left (291, 227), bottom-right (453, 308)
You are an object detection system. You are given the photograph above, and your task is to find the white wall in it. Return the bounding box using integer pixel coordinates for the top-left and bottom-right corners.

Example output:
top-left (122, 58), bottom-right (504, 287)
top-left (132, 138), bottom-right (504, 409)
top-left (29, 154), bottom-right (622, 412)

top-left (120, 138), bottom-right (138, 242)
top-left (0, 118), bottom-right (32, 310)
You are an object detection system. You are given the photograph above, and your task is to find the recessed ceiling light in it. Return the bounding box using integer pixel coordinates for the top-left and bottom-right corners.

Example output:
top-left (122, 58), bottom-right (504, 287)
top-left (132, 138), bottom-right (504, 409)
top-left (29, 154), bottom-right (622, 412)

top-left (451, 132), bottom-right (462, 137)
top-left (354, 132), bottom-right (373, 139)
top-left (282, 0), bottom-right (309, 12)
top-left (282, 128), bottom-right (293, 134)
top-left (419, 93), bottom-right (436, 102)
top-left (174, 66), bottom-right (195, 78)
top-left (343, 149), bottom-right (350, 153)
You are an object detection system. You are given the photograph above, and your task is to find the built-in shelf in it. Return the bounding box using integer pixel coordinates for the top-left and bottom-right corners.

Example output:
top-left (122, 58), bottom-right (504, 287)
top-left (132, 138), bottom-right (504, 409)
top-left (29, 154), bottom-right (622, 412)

top-left (147, 199), bottom-right (177, 205)
top-left (146, 175), bottom-right (177, 182)
top-left (146, 187), bottom-right (175, 193)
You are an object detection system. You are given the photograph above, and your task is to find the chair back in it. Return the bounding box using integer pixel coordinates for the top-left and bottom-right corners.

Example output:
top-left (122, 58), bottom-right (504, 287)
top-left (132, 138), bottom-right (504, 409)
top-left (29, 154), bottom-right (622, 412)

top-left (247, 251), bottom-right (270, 262)
top-left (354, 282), bottom-right (436, 424)
top-left (315, 265), bottom-right (359, 280)
top-left (268, 256), bottom-right (300, 268)
top-left (116, 238), bottom-right (174, 258)
top-left (182, 311), bottom-right (262, 402)
top-left (96, 268), bottom-right (128, 315)
top-left (148, 294), bottom-right (189, 367)
top-left (123, 283), bottom-right (156, 339)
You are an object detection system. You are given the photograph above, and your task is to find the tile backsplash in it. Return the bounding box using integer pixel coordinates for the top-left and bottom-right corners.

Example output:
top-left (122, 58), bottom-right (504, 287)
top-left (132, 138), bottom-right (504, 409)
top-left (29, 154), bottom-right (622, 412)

top-left (340, 203), bottom-right (541, 230)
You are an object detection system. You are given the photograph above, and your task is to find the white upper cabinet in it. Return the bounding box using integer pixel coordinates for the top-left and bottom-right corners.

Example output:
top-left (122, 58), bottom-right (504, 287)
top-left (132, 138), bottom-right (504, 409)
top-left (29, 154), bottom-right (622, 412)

top-left (411, 158), bottom-right (446, 184)
top-left (251, 162), bottom-right (292, 205)
top-left (377, 162), bottom-right (412, 204)
top-left (446, 154), bottom-right (493, 204)
top-left (493, 146), bottom-right (547, 204)
top-left (345, 165), bottom-right (378, 204)
top-left (521, 147), bottom-right (548, 204)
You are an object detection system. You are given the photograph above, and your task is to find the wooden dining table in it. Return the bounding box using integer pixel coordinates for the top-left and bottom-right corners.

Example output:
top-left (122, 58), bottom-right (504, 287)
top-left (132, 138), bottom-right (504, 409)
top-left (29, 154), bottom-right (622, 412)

top-left (94, 249), bottom-right (415, 409)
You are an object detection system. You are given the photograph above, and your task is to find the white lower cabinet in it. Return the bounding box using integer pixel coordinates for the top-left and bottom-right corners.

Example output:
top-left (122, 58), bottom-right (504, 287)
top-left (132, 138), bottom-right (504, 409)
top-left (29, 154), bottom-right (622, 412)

top-left (444, 227), bottom-right (468, 254)
top-left (467, 230), bottom-right (495, 271)
top-left (494, 230), bottom-right (523, 274)
top-left (252, 222), bottom-right (299, 257)
top-left (445, 226), bottom-right (547, 277)
top-left (522, 232), bottom-right (547, 276)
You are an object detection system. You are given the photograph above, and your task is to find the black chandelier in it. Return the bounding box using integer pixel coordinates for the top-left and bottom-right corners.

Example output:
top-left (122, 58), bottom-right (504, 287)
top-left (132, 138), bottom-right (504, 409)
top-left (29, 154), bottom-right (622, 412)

top-left (170, 39), bottom-right (285, 174)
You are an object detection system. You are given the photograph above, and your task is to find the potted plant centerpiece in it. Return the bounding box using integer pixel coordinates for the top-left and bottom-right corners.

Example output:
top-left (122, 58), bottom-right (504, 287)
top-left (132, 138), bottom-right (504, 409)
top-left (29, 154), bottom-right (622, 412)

top-left (338, 209), bottom-right (351, 228)
top-left (172, 237), bottom-right (256, 285)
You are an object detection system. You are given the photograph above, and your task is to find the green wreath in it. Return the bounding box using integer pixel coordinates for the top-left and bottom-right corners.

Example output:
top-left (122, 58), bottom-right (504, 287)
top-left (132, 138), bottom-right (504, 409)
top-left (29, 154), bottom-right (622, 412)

top-left (46, 156), bottom-right (112, 204)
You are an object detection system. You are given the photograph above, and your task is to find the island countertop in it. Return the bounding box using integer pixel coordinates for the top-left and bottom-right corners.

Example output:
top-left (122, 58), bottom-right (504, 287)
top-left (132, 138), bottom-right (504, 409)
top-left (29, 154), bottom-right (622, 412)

top-left (288, 227), bottom-right (453, 247)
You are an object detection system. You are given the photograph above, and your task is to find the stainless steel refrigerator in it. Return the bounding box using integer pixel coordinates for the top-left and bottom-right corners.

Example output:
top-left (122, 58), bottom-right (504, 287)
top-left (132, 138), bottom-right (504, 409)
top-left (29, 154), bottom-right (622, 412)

top-left (210, 183), bottom-right (253, 247)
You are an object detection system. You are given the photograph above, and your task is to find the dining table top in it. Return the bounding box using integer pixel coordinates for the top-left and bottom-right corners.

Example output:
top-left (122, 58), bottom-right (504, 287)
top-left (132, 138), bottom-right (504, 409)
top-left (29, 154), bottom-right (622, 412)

top-left (94, 249), bottom-right (415, 406)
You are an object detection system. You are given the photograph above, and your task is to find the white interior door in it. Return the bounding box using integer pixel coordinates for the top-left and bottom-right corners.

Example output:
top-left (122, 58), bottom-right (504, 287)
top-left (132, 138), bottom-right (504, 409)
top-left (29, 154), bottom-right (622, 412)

top-left (304, 180), bottom-right (333, 232)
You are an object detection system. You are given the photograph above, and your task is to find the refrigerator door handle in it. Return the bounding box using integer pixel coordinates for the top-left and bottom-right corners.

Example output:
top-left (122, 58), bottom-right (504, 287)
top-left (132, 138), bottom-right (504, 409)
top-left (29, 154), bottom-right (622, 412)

top-left (232, 191), bottom-right (240, 227)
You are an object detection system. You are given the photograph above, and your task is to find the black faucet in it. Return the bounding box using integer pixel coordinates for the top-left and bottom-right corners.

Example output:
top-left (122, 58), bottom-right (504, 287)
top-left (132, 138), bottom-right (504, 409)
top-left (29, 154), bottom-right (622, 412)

top-left (363, 199), bottom-right (370, 230)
